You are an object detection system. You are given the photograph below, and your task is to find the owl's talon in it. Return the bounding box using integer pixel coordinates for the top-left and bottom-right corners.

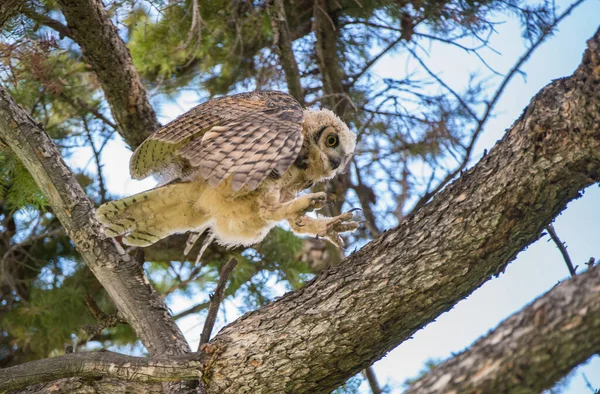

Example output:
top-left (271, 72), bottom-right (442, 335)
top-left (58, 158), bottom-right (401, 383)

top-left (348, 207), bottom-right (362, 213)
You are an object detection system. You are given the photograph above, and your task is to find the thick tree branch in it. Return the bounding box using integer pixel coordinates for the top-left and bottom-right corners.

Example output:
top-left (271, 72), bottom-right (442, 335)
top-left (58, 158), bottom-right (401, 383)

top-left (199, 27), bottom-right (600, 393)
top-left (0, 0), bottom-right (25, 30)
top-left (0, 351), bottom-right (208, 392)
top-left (56, 0), bottom-right (160, 148)
top-left (0, 86), bottom-right (190, 357)
top-left (406, 262), bottom-right (600, 393)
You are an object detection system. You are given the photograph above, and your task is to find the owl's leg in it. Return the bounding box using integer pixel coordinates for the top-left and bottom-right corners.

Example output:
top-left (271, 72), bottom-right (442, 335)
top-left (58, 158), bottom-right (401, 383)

top-left (287, 212), bottom-right (360, 248)
top-left (259, 192), bottom-right (331, 221)
top-left (97, 182), bottom-right (208, 247)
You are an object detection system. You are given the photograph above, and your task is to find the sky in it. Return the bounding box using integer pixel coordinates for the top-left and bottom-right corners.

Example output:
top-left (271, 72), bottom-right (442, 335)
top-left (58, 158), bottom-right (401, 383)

top-left (72, 0), bottom-right (600, 392)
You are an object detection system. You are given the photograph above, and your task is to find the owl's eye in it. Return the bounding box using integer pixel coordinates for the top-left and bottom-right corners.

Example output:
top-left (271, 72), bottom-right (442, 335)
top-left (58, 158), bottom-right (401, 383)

top-left (325, 134), bottom-right (339, 148)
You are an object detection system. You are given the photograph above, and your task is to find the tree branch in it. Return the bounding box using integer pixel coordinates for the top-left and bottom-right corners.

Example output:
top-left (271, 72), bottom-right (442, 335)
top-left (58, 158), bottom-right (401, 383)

top-left (268, 0), bottom-right (304, 104)
top-left (0, 86), bottom-right (190, 357)
top-left (199, 258), bottom-right (238, 348)
top-left (56, 0), bottom-right (160, 148)
top-left (405, 262), bottom-right (600, 393)
top-left (546, 223), bottom-right (577, 277)
top-left (0, 0), bottom-right (25, 30)
top-left (199, 26), bottom-right (600, 393)
top-left (0, 350), bottom-right (208, 392)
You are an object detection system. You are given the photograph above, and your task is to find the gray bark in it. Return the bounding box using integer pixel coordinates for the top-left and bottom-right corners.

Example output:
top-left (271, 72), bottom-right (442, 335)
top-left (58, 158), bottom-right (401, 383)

top-left (406, 262), bottom-right (600, 394)
top-left (0, 351), bottom-right (207, 391)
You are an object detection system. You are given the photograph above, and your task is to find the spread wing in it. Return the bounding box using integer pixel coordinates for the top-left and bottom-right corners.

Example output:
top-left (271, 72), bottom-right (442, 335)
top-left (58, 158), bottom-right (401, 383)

top-left (130, 91), bottom-right (304, 191)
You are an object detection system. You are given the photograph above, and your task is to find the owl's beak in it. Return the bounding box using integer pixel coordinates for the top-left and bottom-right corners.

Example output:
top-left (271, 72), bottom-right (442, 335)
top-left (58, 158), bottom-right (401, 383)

top-left (338, 154), bottom-right (354, 174)
top-left (329, 156), bottom-right (342, 170)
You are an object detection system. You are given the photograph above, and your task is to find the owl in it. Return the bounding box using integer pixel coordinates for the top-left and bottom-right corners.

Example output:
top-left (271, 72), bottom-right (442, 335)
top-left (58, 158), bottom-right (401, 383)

top-left (96, 91), bottom-right (359, 261)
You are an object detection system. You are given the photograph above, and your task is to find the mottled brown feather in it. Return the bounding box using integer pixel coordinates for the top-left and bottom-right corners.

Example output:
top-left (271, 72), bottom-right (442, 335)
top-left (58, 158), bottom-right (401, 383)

top-left (129, 91), bottom-right (304, 190)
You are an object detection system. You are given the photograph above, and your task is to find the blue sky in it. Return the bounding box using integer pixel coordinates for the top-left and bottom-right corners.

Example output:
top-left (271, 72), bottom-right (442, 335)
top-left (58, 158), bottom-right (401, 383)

top-left (74, 1), bottom-right (600, 392)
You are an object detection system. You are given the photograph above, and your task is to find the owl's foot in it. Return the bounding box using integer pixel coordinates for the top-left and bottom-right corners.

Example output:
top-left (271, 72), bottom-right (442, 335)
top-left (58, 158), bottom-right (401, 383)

top-left (289, 209), bottom-right (360, 248)
top-left (318, 210), bottom-right (361, 248)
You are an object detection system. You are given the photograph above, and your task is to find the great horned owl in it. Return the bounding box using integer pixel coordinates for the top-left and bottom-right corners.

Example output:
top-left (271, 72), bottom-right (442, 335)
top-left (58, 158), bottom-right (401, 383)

top-left (96, 91), bottom-right (358, 259)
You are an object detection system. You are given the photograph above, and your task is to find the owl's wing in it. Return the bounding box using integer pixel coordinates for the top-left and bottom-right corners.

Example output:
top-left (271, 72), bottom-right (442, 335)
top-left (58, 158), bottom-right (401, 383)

top-left (130, 91), bottom-right (304, 191)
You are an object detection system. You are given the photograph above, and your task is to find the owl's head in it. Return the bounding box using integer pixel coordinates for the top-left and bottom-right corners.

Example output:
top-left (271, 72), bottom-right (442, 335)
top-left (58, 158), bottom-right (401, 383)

top-left (299, 109), bottom-right (356, 181)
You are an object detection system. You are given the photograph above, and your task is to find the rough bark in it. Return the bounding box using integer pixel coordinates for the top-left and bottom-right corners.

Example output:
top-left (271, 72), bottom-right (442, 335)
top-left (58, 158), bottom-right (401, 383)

top-left (268, 0), bottom-right (305, 104)
top-left (56, 0), bottom-right (160, 148)
top-left (200, 26), bottom-right (600, 393)
top-left (0, 351), bottom-right (207, 392)
top-left (11, 378), bottom-right (163, 394)
top-left (0, 0), bottom-right (26, 30)
top-left (0, 86), bottom-right (190, 358)
top-left (406, 262), bottom-right (600, 394)
top-left (3, 23), bottom-right (600, 394)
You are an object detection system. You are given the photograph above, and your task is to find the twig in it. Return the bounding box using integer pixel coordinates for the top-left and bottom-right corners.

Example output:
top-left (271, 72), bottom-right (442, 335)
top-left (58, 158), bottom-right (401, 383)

top-left (408, 0), bottom-right (587, 215)
top-left (582, 373), bottom-right (599, 394)
top-left (198, 258), bottom-right (238, 348)
top-left (362, 366), bottom-right (382, 394)
top-left (347, 36), bottom-right (404, 89)
top-left (546, 224), bottom-right (577, 277)
top-left (21, 8), bottom-right (74, 40)
top-left (82, 117), bottom-right (108, 204)
top-left (83, 294), bottom-right (127, 337)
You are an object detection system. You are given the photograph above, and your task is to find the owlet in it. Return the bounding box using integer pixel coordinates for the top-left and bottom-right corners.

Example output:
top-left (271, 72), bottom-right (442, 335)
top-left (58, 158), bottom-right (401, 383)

top-left (96, 91), bottom-right (359, 261)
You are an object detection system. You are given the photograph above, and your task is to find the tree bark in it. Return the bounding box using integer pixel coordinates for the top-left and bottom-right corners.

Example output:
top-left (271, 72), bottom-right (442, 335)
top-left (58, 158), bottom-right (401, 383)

top-left (3, 22), bottom-right (600, 394)
top-left (0, 87), bottom-right (190, 358)
top-left (0, 0), bottom-right (25, 30)
top-left (405, 262), bottom-right (600, 394)
top-left (56, 0), bottom-right (160, 148)
top-left (268, 0), bottom-right (305, 104)
top-left (197, 26), bottom-right (600, 393)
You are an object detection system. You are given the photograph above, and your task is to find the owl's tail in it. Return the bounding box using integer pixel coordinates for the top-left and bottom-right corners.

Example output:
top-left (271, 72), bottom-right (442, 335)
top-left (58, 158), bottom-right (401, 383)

top-left (96, 183), bottom-right (207, 247)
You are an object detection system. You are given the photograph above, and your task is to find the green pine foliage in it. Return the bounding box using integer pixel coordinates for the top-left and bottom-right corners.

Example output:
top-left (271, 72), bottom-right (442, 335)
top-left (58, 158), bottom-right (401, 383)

top-left (0, 150), bottom-right (47, 211)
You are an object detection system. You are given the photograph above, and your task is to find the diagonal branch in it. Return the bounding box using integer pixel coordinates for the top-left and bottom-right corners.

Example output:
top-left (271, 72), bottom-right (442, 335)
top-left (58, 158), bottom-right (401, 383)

top-left (56, 0), bottom-right (160, 148)
top-left (200, 26), bottom-right (600, 393)
top-left (199, 258), bottom-right (238, 348)
top-left (546, 223), bottom-right (577, 276)
top-left (0, 85), bottom-right (190, 357)
top-left (405, 262), bottom-right (600, 393)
